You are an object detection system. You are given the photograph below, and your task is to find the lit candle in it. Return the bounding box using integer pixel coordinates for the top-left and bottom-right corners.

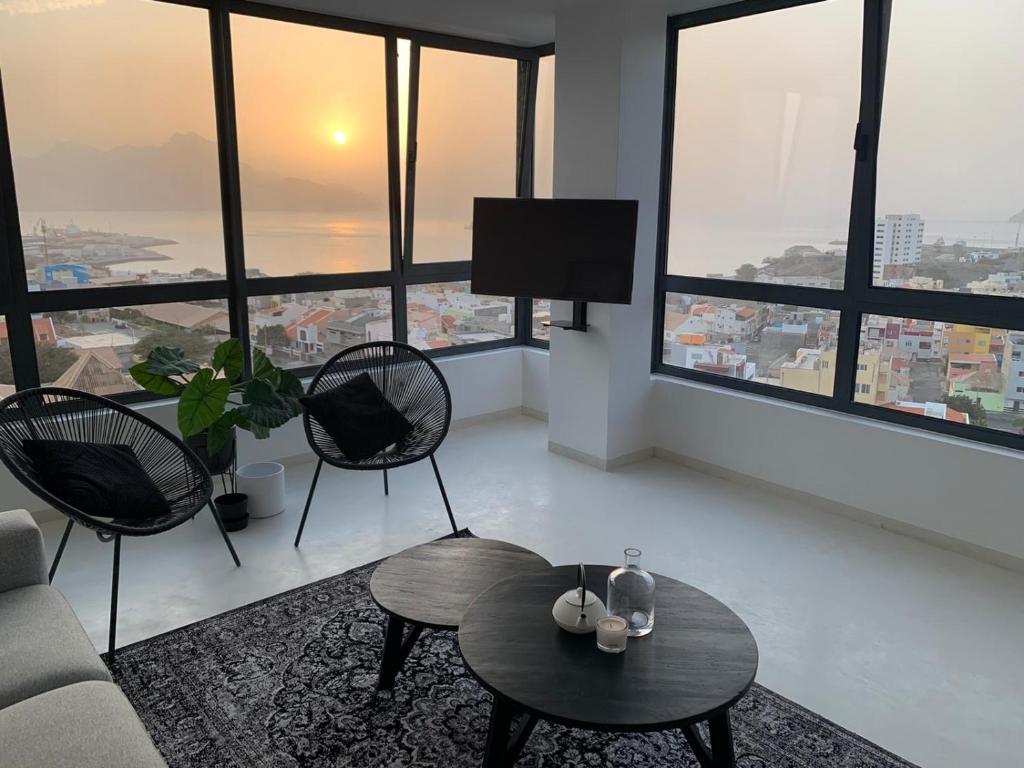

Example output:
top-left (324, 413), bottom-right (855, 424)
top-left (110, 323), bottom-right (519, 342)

top-left (596, 615), bottom-right (628, 654)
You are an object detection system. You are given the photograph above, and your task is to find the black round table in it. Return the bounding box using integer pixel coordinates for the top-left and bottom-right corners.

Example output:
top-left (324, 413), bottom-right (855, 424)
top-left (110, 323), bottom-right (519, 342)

top-left (458, 565), bottom-right (758, 768)
top-left (369, 538), bottom-right (551, 690)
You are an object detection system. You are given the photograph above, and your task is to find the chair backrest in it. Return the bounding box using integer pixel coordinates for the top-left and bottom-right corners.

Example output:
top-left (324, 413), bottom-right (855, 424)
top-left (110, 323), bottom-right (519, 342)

top-left (0, 387), bottom-right (212, 533)
top-left (304, 341), bottom-right (452, 464)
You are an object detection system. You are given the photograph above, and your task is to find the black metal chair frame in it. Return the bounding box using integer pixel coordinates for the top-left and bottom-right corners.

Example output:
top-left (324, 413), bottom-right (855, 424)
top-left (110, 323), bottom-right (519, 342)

top-left (0, 387), bottom-right (241, 661)
top-left (294, 341), bottom-right (459, 547)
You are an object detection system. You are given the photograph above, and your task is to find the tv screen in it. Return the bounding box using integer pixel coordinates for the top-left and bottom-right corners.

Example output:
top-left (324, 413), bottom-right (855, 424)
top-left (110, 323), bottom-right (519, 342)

top-left (471, 198), bottom-right (638, 304)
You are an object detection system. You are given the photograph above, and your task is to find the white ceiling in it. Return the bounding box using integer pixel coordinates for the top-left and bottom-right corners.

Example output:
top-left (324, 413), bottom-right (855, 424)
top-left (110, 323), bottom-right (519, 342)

top-left (257, 0), bottom-right (738, 47)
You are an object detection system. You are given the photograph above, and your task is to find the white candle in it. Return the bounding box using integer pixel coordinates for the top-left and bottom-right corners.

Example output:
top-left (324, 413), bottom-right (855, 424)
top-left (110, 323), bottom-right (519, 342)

top-left (596, 615), bottom-right (628, 654)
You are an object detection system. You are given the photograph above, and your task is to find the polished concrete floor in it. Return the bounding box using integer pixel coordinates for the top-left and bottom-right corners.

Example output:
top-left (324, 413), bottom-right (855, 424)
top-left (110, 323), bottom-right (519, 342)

top-left (37, 415), bottom-right (1023, 768)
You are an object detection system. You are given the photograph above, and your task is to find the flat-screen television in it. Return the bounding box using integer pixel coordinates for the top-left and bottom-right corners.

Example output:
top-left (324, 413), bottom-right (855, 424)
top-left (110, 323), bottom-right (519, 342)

top-left (471, 198), bottom-right (638, 304)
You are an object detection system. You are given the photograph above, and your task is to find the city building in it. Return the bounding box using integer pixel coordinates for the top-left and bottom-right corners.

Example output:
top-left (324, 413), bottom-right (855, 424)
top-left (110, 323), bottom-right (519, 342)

top-left (872, 214), bottom-right (924, 281)
top-left (1006, 333), bottom-right (1024, 413)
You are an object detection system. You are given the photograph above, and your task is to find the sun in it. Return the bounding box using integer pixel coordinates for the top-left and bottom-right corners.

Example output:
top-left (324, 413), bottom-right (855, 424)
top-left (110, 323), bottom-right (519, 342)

top-left (332, 130), bottom-right (348, 145)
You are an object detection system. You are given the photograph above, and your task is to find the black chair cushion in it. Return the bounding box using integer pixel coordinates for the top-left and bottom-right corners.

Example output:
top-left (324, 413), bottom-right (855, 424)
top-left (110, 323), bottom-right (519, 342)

top-left (22, 440), bottom-right (171, 520)
top-left (301, 372), bottom-right (413, 461)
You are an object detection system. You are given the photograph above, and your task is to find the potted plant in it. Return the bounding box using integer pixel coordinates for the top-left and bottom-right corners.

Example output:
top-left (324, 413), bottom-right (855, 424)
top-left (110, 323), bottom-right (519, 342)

top-left (129, 339), bottom-right (303, 528)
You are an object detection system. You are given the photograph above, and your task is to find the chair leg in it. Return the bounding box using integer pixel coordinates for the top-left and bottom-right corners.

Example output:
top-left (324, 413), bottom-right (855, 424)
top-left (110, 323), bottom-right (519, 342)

top-left (383, 469), bottom-right (389, 496)
top-left (108, 534), bottom-right (121, 661)
top-left (209, 502), bottom-right (241, 567)
top-left (49, 519), bottom-right (74, 584)
top-left (430, 454), bottom-right (459, 535)
top-left (294, 459), bottom-right (324, 548)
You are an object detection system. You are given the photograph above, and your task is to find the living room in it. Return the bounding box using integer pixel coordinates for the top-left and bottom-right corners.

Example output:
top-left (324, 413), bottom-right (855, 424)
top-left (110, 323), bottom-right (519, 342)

top-left (0, 1), bottom-right (1021, 767)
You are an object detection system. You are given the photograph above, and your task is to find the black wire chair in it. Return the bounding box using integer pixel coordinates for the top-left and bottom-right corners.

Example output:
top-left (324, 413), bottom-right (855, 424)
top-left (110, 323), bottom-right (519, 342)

top-left (294, 341), bottom-right (459, 547)
top-left (0, 387), bottom-right (241, 660)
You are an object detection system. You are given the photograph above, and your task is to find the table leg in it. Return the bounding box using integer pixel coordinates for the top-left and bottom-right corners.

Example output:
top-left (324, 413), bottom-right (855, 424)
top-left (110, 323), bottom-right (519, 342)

top-left (682, 710), bottom-right (736, 768)
top-left (378, 614), bottom-right (423, 691)
top-left (708, 711), bottom-right (736, 768)
top-left (483, 697), bottom-right (537, 768)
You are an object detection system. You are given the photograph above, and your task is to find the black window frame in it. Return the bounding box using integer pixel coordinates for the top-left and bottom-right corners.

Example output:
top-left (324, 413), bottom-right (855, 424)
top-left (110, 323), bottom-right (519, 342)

top-left (653, 0), bottom-right (1024, 452)
top-left (0, 0), bottom-right (555, 403)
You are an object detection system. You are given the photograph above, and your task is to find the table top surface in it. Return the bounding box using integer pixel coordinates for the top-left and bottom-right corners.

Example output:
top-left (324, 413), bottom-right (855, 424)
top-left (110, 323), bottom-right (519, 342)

top-left (458, 564), bottom-right (758, 732)
top-left (369, 537), bottom-right (552, 629)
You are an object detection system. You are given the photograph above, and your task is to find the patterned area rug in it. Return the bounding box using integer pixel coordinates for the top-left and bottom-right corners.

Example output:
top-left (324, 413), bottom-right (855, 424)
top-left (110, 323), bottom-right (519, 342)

top-left (107, 548), bottom-right (918, 768)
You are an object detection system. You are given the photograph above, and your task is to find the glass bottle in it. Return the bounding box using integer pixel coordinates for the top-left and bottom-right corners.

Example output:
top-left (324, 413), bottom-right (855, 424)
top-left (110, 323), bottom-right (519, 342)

top-left (607, 548), bottom-right (655, 636)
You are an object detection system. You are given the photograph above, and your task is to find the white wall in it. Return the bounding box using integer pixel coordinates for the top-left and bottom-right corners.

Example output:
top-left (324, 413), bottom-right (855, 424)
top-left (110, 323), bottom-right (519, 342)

top-left (522, 347), bottom-right (550, 417)
top-left (652, 375), bottom-right (1024, 562)
top-left (3, 348), bottom-right (523, 516)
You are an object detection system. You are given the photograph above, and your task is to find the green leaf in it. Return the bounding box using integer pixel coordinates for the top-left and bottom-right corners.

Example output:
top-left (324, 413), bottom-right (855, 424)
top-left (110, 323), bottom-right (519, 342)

top-left (129, 362), bottom-right (183, 396)
top-left (144, 346), bottom-right (201, 378)
top-left (252, 347), bottom-right (276, 380)
top-left (211, 339), bottom-right (244, 383)
top-left (236, 414), bottom-right (271, 440)
top-left (206, 412), bottom-right (236, 456)
top-left (178, 368), bottom-right (231, 437)
top-left (236, 378), bottom-right (294, 431)
top-left (276, 368), bottom-right (305, 399)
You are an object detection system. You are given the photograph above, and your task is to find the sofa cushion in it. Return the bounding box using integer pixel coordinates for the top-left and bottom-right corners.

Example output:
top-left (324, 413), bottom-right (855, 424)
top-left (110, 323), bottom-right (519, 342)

top-left (0, 509), bottom-right (47, 593)
top-left (0, 585), bottom-right (111, 710)
top-left (0, 680), bottom-right (166, 768)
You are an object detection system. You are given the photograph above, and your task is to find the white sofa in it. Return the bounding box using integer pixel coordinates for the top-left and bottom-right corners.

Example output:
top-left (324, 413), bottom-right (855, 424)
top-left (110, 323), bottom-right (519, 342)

top-left (0, 509), bottom-right (166, 768)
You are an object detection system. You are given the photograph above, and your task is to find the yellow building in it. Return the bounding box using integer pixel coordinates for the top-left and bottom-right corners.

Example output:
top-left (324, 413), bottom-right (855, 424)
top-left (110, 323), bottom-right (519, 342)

top-left (853, 349), bottom-right (907, 405)
top-left (778, 348), bottom-right (837, 396)
top-left (944, 324), bottom-right (992, 356)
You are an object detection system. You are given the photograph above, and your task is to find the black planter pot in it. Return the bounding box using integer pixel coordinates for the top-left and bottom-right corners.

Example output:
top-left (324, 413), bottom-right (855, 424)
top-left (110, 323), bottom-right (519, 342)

top-left (214, 492), bottom-right (249, 532)
top-left (185, 427), bottom-right (236, 475)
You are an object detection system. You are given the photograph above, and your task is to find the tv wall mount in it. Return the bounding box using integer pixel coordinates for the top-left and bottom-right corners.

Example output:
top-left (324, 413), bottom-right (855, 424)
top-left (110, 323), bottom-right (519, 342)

top-left (544, 301), bottom-right (589, 332)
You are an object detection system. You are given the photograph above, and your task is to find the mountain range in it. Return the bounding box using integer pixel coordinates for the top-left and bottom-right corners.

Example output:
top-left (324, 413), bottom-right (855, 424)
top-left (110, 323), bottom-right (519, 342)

top-left (14, 133), bottom-right (378, 212)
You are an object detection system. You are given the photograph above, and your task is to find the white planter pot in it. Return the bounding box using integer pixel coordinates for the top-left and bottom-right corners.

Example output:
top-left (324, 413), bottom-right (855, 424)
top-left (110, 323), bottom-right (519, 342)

top-left (235, 462), bottom-right (286, 519)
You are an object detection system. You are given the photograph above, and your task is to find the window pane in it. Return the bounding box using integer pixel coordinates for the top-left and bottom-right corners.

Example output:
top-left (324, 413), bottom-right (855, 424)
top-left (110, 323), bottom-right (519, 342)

top-left (407, 282), bottom-right (514, 350)
top-left (534, 56), bottom-right (555, 199)
top-left (532, 299), bottom-right (551, 342)
top-left (32, 302), bottom-right (230, 396)
top-left (858, 315), bottom-right (1024, 434)
top-left (874, 2), bottom-right (1024, 297)
top-left (1, 0), bottom-right (224, 290)
top-left (663, 293), bottom-right (841, 395)
top-left (232, 16), bottom-right (390, 277)
top-left (667, 0), bottom-right (859, 285)
top-left (413, 49), bottom-right (517, 263)
top-left (0, 316), bottom-right (12, 399)
top-left (248, 288), bottom-right (392, 370)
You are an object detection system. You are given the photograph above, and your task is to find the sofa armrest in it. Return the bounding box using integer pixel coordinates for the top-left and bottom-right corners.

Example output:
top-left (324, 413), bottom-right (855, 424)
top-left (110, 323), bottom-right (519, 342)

top-left (0, 510), bottom-right (48, 593)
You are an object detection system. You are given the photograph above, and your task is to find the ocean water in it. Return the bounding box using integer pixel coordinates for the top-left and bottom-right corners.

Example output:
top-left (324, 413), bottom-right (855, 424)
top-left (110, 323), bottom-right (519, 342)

top-left (18, 210), bottom-right (475, 278)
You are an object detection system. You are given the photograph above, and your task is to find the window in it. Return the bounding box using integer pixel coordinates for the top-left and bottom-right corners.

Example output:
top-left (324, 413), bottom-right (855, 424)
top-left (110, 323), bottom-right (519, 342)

top-left (662, 294), bottom-right (840, 396)
top-left (0, 4), bottom-right (548, 401)
top-left (33, 302), bottom-right (229, 397)
top-left (231, 16), bottom-right (391, 277)
top-left (533, 55), bottom-right (555, 200)
top-left (0, 0), bottom-right (224, 289)
top-left (410, 48), bottom-right (517, 263)
top-left (657, 0), bottom-right (1023, 451)
top-left (873, 1), bottom-right (1024, 297)
top-left (666, 0), bottom-right (859, 285)
top-left (532, 299), bottom-right (551, 342)
top-left (406, 282), bottom-right (514, 351)
top-left (248, 289), bottom-right (392, 370)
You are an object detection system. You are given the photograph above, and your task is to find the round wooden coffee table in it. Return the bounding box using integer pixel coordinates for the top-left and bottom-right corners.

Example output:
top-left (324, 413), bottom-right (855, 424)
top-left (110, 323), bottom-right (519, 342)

top-left (369, 537), bottom-right (550, 690)
top-left (458, 564), bottom-right (758, 767)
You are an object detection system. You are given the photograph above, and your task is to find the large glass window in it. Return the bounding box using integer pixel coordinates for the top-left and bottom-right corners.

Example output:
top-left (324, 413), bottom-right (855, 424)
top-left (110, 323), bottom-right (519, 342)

top-left (248, 289), bottom-right (392, 370)
top-left (663, 294), bottom-right (840, 396)
top-left (667, 0), bottom-right (859, 285)
top-left (873, 1), bottom-right (1024, 297)
top-left (658, 0), bottom-right (1024, 450)
top-left (30, 302), bottom-right (229, 397)
top-left (411, 49), bottom-right (517, 263)
top-left (231, 16), bottom-right (391, 277)
top-left (406, 282), bottom-right (514, 350)
top-left (534, 56), bottom-right (555, 200)
top-left (0, 0), bottom-right (224, 290)
top-left (0, 7), bottom-right (542, 399)
top-left (857, 315), bottom-right (1024, 435)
